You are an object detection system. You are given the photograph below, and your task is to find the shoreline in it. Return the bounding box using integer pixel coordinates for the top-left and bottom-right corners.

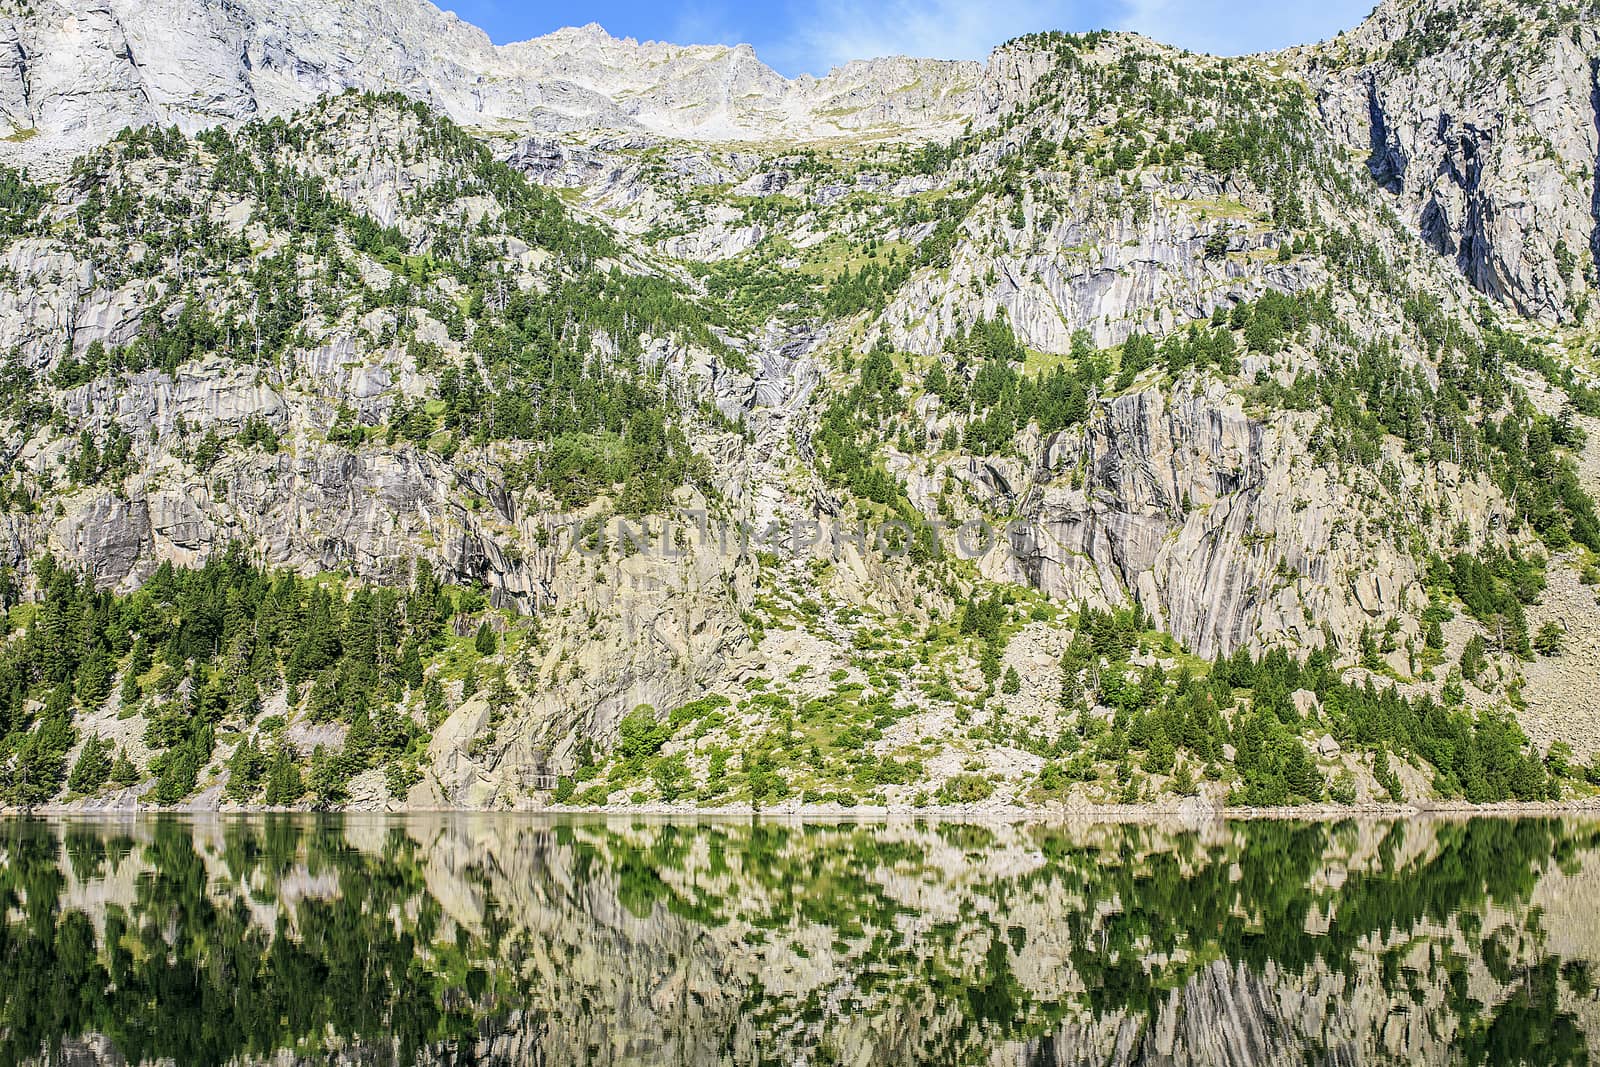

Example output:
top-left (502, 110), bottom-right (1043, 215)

top-left (11, 796), bottom-right (1600, 822)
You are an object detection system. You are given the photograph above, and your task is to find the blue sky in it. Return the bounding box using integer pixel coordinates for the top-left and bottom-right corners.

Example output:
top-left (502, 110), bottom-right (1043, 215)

top-left (446, 0), bottom-right (1377, 76)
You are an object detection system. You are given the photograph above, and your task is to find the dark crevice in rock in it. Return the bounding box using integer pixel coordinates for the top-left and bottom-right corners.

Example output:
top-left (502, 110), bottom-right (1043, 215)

top-left (1419, 195), bottom-right (1456, 255)
top-left (1365, 76), bottom-right (1404, 194)
top-left (6, 36), bottom-right (30, 124)
top-left (1448, 122), bottom-right (1514, 309)
top-left (1590, 57), bottom-right (1600, 275)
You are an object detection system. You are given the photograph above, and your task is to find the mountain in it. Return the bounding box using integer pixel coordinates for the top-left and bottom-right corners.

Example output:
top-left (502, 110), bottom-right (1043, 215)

top-left (0, 0), bottom-right (979, 166)
top-left (0, 0), bottom-right (1598, 812)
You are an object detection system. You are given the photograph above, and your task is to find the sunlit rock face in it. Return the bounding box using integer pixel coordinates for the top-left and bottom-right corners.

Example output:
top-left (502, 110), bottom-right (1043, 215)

top-left (1294, 0), bottom-right (1600, 323)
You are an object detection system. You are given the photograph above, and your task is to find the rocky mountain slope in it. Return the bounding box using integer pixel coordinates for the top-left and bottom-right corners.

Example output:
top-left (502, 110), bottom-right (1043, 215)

top-left (1295, 0), bottom-right (1600, 322)
top-left (0, 0), bottom-right (978, 169)
top-left (0, 0), bottom-right (1598, 812)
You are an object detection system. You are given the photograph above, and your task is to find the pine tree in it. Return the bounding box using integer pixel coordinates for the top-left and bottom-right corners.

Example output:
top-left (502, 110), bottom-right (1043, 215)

top-left (225, 737), bottom-right (268, 799)
top-left (1534, 622), bottom-right (1565, 657)
top-left (474, 621), bottom-right (497, 656)
top-left (68, 734), bottom-right (112, 794)
top-left (308, 745), bottom-right (348, 806)
top-left (263, 742), bottom-right (303, 805)
top-left (109, 749), bottom-right (140, 788)
top-left (424, 675), bottom-right (446, 726)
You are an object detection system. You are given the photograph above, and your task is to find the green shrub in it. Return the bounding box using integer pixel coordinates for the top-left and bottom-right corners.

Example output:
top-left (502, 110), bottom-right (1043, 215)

top-left (937, 773), bottom-right (995, 804)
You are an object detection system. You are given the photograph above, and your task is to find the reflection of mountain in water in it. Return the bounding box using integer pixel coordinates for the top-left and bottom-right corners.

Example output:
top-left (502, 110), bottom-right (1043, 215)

top-left (1, 816), bottom-right (1597, 1065)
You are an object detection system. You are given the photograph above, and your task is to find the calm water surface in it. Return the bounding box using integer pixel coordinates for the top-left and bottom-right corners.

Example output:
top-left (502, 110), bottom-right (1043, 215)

top-left (1, 815), bottom-right (1597, 1065)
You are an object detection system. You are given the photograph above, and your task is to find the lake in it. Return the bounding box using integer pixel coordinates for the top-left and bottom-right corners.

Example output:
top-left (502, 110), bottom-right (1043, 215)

top-left (0, 815), bottom-right (1596, 1065)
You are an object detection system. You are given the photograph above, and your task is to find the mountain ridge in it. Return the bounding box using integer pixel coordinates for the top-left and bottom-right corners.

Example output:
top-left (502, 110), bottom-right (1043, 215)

top-left (0, 0), bottom-right (985, 168)
top-left (0, 0), bottom-right (1599, 813)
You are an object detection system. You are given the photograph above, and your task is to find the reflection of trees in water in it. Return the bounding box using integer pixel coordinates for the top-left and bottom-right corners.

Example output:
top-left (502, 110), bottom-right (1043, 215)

top-left (0, 816), bottom-right (1596, 1065)
top-left (2, 818), bottom-right (497, 1066)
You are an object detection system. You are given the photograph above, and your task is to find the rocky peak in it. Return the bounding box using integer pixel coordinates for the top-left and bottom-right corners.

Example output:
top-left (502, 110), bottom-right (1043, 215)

top-left (0, 0), bottom-right (983, 173)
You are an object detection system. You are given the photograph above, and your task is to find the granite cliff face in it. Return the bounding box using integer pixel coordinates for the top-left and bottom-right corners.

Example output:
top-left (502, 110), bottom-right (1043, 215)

top-left (1, 0), bottom-right (1599, 811)
top-left (1296, 0), bottom-right (1600, 322)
